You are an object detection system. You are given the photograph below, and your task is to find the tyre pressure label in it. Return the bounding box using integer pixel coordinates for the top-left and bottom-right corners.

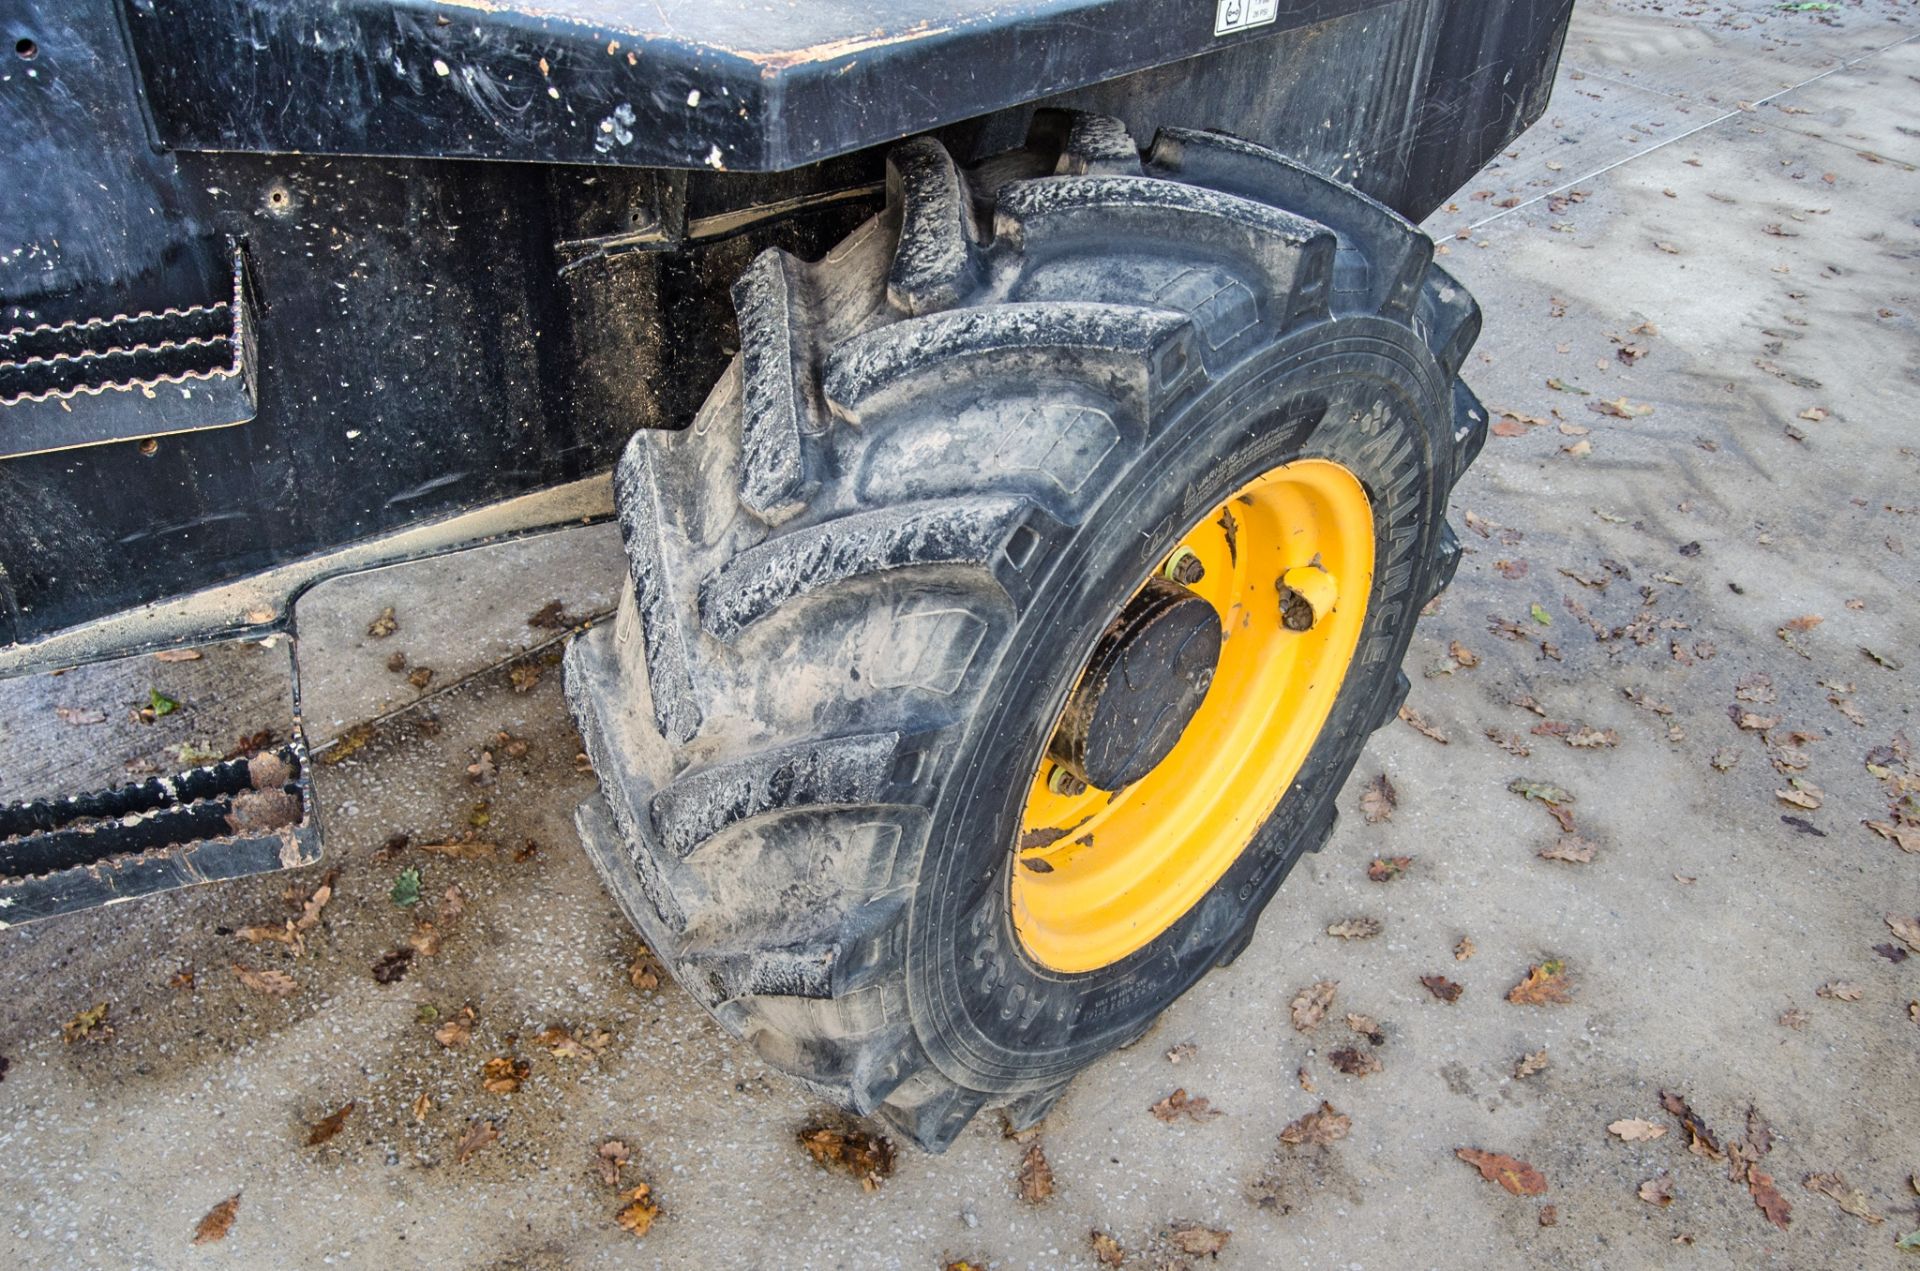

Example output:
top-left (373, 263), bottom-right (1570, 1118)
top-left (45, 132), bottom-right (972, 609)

top-left (1214, 0), bottom-right (1278, 36)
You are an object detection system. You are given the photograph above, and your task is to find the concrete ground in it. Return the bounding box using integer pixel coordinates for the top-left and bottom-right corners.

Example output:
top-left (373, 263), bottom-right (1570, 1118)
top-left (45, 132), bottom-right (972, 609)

top-left (2, 1), bottom-right (1917, 1266)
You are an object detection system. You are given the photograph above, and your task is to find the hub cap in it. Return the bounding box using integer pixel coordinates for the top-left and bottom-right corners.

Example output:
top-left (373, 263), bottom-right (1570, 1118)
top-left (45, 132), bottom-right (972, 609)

top-left (1011, 458), bottom-right (1375, 973)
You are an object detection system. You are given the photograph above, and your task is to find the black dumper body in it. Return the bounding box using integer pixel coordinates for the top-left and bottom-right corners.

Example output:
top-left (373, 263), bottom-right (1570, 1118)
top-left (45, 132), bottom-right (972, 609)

top-left (0, 0), bottom-right (1572, 657)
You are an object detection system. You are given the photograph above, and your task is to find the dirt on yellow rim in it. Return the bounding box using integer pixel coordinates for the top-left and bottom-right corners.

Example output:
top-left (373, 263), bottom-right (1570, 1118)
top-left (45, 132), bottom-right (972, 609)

top-left (1011, 458), bottom-right (1375, 974)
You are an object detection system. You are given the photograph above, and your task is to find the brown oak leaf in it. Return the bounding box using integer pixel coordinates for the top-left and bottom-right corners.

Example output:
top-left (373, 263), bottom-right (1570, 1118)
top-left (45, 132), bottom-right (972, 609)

top-left (192, 1193), bottom-right (241, 1245)
top-left (615, 1182), bottom-right (659, 1236)
top-left (1289, 980), bottom-right (1338, 1031)
top-left (1016, 1141), bottom-right (1055, 1204)
top-left (1507, 961), bottom-right (1573, 1006)
top-left (454, 1117), bottom-right (500, 1164)
top-left (1168, 1222), bottom-right (1230, 1257)
top-left (798, 1124), bottom-right (896, 1190)
top-left (1151, 1088), bottom-right (1224, 1123)
top-left (1456, 1148), bottom-right (1548, 1196)
top-left (306, 1100), bottom-right (355, 1147)
top-left (1278, 1101), bottom-right (1351, 1147)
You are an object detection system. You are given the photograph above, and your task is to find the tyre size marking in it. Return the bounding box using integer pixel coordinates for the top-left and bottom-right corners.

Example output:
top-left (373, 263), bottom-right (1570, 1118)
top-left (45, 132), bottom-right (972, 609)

top-left (1214, 0), bottom-right (1279, 37)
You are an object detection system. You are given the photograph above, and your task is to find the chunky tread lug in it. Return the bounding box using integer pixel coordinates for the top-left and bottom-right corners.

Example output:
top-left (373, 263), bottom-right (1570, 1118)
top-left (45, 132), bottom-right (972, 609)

top-left (1041, 109), bottom-right (1146, 177)
top-left (1450, 379), bottom-right (1490, 482)
top-left (697, 496), bottom-right (1034, 641)
top-left (1417, 262), bottom-right (1483, 381)
top-left (649, 730), bottom-right (915, 859)
top-left (1143, 126), bottom-right (1432, 318)
top-left (998, 1080), bottom-right (1072, 1132)
top-left (823, 302), bottom-right (1197, 428)
top-left (1432, 523), bottom-right (1465, 599)
top-left (1375, 668), bottom-right (1414, 731)
top-left (680, 892), bottom-right (910, 1001)
top-left (995, 176), bottom-right (1337, 330)
top-left (612, 436), bottom-right (703, 745)
top-left (885, 137), bottom-right (981, 317)
top-left (567, 111), bottom-right (1486, 1154)
top-left (731, 249), bottom-right (820, 524)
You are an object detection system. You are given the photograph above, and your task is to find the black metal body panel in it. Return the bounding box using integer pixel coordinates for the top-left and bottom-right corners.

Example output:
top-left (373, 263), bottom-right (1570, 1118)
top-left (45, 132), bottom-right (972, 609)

top-left (124, 0), bottom-right (1405, 172)
top-left (1, 0), bottom-right (1570, 654)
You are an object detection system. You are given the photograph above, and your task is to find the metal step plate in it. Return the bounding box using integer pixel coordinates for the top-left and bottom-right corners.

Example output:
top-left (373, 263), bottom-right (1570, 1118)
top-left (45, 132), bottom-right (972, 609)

top-left (0, 248), bottom-right (256, 459)
top-left (0, 634), bottom-right (316, 927)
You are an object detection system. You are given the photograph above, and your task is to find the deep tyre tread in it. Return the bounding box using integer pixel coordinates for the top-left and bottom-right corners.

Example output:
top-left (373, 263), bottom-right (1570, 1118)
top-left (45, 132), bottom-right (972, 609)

top-left (568, 111), bottom-right (1487, 1152)
top-left (731, 249), bottom-right (820, 524)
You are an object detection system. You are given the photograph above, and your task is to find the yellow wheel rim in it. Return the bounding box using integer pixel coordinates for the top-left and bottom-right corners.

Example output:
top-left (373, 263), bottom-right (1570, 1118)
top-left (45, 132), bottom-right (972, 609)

top-left (1011, 458), bottom-right (1375, 973)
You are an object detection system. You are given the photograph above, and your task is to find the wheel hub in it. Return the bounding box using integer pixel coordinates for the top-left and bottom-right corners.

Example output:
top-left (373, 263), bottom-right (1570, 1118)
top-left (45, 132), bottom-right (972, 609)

top-left (1047, 577), bottom-right (1222, 791)
top-left (1011, 458), bottom-right (1376, 973)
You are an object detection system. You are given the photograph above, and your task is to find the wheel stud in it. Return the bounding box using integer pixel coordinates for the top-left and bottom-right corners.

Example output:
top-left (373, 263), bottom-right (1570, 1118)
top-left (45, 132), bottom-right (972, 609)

top-left (1163, 548), bottom-right (1205, 586)
top-left (1047, 765), bottom-right (1089, 797)
top-left (1276, 564), bottom-right (1339, 632)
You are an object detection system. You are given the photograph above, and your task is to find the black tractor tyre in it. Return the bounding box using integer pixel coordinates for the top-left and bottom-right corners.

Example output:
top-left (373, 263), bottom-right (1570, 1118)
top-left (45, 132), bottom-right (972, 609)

top-left (565, 111), bottom-right (1486, 1151)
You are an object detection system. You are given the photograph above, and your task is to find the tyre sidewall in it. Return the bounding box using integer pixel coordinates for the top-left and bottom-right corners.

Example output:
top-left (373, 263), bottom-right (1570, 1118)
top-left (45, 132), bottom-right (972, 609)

top-left (907, 317), bottom-right (1453, 1090)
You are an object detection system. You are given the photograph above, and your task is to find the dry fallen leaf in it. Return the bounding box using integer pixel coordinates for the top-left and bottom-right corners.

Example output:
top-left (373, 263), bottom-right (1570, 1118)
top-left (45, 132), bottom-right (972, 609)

top-left (454, 1118), bottom-right (500, 1164)
top-left (1804, 1172), bottom-right (1883, 1224)
top-left (629, 944), bottom-right (664, 991)
top-left (1886, 914), bottom-right (1920, 954)
top-left (1609, 1118), bottom-right (1667, 1143)
top-left (1016, 1141), bottom-right (1055, 1204)
top-left (1166, 1041), bottom-right (1197, 1064)
top-left (1329, 1047), bottom-right (1383, 1077)
top-left (1455, 936), bottom-right (1476, 961)
top-left (1168, 1223), bottom-right (1231, 1257)
top-left (481, 1056), bottom-right (530, 1094)
top-left (1345, 1013), bottom-right (1384, 1044)
top-left (1278, 1101), bottom-right (1350, 1147)
top-left (1514, 1049), bottom-right (1549, 1080)
top-left (1749, 1167), bottom-right (1792, 1231)
top-left (1456, 1148), bottom-right (1549, 1196)
top-left (1865, 821), bottom-right (1920, 853)
top-left (1359, 772), bottom-right (1398, 823)
top-left (1398, 706), bottom-right (1450, 744)
top-left (1640, 1174), bottom-right (1676, 1207)
top-left (1776, 785), bottom-right (1823, 811)
top-left (1366, 855), bottom-right (1413, 882)
top-left (370, 948), bottom-right (414, 984)
top-left (1290, 980), bottom-right (1338, 1032)
top-left (418, 838), bottom-right (497, 859)
top-left (798, 1124), bottom-right (895, 1190)
top-left (1327, 917), bottom-right (1382, 940)
top-left (536, 1025), bottom-right (604, 1062)
top-left (1659, 1090), bottom-right (1723, 1159)
top-left (62, 1001), bottom-right (112, 1044)
top-left (367, 606), bottom-right (398, 638)
top-left (1539, 836), bottom-right (1598, 864)
top-left (306, 1100), bottom-right (355, 1147)
top-left (192, 1193), bottom-right (241, 1245)
top-left (1151, 1088), bottom-right (1224, 1123)
top-left (1817, 981), bottom-right (1863, 1002)
top-left (232, 962), bottom-right (297, 997)
top-left (1507, 961), bottom-right (1573, 1006)
top-left (615, 1182), bottom-right (659, 1236)
top-left (596, 1139), bottom-right (630, 1187)
top-left (434, 1006), bottom-right (476, 1048)
top-left (1090, 1230), bottom-right (1126, 1267)
top-left (1421, 974), bottom-right (1463, 1004)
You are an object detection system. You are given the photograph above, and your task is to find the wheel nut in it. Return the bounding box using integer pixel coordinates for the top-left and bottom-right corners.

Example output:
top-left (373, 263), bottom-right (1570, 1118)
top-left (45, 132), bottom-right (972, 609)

top-left (1163, 548), bottom-right (1205, 586)
top-left (1276, 564), bottom-right (1339, 632)
top-left (1047, 765), bottom-right (1089, 797)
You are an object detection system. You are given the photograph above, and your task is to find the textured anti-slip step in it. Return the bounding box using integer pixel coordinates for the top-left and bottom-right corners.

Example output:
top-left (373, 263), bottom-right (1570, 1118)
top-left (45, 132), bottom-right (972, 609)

top-left (0, 746), bottom-right (317, 928)
top-left (0, 248), bottom-right (257, 459)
